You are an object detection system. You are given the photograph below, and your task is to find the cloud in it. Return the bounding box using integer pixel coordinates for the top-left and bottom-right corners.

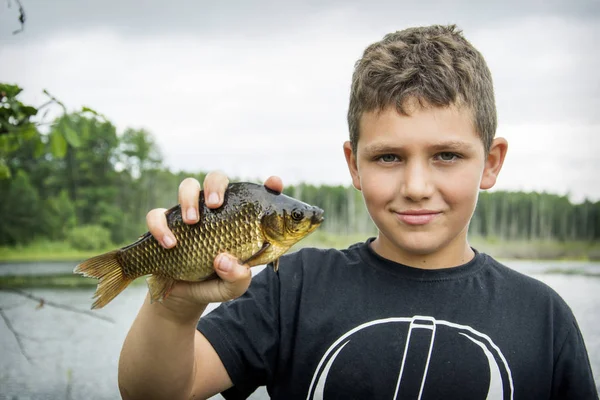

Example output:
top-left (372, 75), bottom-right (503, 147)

top-left (471, 16), bottom-right (599, 125)
top-left (0, 0), bottom-right (598, 202)
top-left (496, 122), bottom-right (599, 202)
top-left (2, 0), bottom-right (598, 42)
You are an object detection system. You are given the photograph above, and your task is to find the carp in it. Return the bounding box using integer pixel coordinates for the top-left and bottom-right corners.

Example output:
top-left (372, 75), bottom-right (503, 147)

top-left (74, 182), bottom-right (324, 309)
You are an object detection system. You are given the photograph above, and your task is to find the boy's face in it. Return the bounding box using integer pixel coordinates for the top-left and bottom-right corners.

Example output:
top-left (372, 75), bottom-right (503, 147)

top-left (344, 101), bottom-right (507, 267)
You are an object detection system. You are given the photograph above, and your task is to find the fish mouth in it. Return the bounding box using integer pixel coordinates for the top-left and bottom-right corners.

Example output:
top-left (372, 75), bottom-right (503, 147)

top-left (311, 207), bottom-right (325, 224)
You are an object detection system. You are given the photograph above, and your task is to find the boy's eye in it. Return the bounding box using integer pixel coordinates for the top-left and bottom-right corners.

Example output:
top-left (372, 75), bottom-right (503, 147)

top-left (378, 154), bottom-right (398, 163)
top-left (437, 152), bottom-right (459, 161)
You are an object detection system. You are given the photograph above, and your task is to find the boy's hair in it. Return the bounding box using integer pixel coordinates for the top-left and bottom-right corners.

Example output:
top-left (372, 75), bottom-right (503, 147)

top-left (348, 24), bottom-right (497, 154)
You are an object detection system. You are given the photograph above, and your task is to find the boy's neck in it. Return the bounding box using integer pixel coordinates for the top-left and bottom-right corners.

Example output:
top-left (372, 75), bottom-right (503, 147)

top-left (370, 232), bottom-right (475, 270)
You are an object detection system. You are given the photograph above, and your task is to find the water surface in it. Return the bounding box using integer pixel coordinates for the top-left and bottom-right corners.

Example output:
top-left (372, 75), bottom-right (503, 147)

top-left (1, 260), bottom-right (598, 399)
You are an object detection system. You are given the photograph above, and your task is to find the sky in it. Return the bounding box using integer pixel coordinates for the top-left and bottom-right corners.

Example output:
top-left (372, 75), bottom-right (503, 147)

top-left (1, 0), bottom-right (598, 202)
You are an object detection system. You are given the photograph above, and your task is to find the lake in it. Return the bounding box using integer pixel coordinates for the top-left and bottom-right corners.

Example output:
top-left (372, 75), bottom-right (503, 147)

top-left (1, 259), bottom-right (599, 399)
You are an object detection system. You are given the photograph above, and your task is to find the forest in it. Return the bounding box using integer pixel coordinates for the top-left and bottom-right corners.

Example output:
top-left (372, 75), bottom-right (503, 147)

top-left (1, 83), bottom-right (599, 260)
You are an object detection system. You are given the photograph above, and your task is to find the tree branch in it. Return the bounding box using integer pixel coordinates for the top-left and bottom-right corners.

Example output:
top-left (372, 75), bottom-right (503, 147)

top-left (0, 307), bottom-right (32, 363)
top-left (0, 288), bottom-right (116, 364)
top-left (1, 288), bottom-right (115, 323)
top-left (11, 0), bottom-right (26, 35)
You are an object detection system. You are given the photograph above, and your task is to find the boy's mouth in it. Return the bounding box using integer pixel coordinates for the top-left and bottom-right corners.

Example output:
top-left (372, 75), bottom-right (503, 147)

top-left (395, 210), bottom-right (441, 225)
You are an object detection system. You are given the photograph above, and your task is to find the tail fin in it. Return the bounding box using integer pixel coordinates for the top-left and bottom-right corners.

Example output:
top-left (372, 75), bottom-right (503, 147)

top-left (74, 250), bottom-right (133, 309)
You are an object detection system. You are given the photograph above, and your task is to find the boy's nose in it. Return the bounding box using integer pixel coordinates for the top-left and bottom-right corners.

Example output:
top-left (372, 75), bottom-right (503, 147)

top-left (400, 161), bottom-right (434, 201)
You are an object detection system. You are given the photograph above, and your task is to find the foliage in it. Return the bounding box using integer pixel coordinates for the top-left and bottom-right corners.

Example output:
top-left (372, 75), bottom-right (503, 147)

top-left (0, 170), bottom-right (40, 245)
top-left (471, 191), bottom-right (599, 242)
top-left (0, 84), bottom-right (40, 178)
top-left (67, 225), bottom-right (112, 251)
top-left (0, 83), bottom-right (104, 179)
top-left (40, 191), bottom-right (77, 241)
top-left (0, 239), bottom-right (112, 262)
top-left (0, 84), bottom-right (38, 136)
top-left (1, 82), bottom-right (598, 260)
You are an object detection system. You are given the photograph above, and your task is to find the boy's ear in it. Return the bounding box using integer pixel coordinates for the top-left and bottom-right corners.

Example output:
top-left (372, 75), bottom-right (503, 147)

top-left (343, 141), bottom-right (362, 191)
top-left (480, 137), bottom-right (508, 190)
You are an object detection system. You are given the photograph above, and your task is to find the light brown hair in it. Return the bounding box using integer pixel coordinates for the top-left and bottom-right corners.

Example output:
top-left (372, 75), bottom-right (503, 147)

top-left (348, 24), bottom-right (496, 154)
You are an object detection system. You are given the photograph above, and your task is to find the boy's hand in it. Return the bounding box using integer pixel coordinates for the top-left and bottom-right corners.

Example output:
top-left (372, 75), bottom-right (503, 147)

top-left (144, 171), bottom-right (283, 318)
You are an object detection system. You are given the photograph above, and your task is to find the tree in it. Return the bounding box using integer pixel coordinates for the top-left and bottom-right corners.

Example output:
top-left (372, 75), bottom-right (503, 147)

top-left (0, 83), bottom-right (104, 180)
top-left (0, 170), bottom-right (40, 245)
top-left (119, 128), bottom-right (163, 179)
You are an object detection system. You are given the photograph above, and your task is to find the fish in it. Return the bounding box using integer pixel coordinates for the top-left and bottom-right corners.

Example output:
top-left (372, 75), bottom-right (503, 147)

top-left (73, 182), bottom-right (324, 309)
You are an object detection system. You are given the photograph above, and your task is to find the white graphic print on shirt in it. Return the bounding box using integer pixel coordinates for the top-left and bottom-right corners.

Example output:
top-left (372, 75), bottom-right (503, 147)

top-left (307, 316), bottom-right (514, 400)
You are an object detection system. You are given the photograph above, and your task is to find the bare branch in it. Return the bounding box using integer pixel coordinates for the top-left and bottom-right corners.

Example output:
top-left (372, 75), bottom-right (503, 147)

top-left (1, 288), bottom-right (115, 323)
top-left (43, 89), bottom-right (68, 113)
top-left (0, 288), bottom-right (114, 363)
top-left (0, 307), bottom-right (32, 363)
top-left (12, 0), bottom-right (26, 35)
top-left (0, 299), bottom-right (28, 310)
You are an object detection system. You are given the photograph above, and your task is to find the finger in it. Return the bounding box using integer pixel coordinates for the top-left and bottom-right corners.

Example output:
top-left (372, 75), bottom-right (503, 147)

top-left (203, 171), bottom-right (229, 208)
top-left (146, 208), bottom-right (177, 248)
top-left (213, 253), bottom-right (252, 300)
top-left (264, 175), bottom-right (283, 194)
top-left (183, 253), bottom-right (252, 304)
top-left (178, 177), bottom-right (201, 224)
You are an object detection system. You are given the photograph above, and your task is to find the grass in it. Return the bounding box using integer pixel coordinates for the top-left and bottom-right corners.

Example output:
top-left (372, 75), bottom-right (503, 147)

top-left (1, 234), bottom-right (599, 264)
top-left (468, 237), bottom-right (600, 261)
top-left (295, 233), bottom-right (600, 262)
top-left (542, 267), bottom-right (600, 277)
top-left (0, 274), bottom-right (147, 289)
top-left (0, 234), bottom-right (598, 290)
top-left (0, 274), bottom-right (98, 288)
top-left (0, 240), bottom-right (117, 262)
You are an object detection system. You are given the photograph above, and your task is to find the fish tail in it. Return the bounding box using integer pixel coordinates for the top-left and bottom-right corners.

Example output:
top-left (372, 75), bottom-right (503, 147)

top-left (74, 250), bottom-right (133, 309)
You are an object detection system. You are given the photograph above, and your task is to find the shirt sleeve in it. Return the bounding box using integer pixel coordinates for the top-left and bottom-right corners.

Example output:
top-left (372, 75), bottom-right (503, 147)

top-left (551, 319), bottom-right (599, 399)
top-left (197, 265), bottom-right (281, 399)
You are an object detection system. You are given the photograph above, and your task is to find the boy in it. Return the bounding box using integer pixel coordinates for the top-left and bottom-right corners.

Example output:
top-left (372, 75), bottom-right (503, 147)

top-left (118, 25), bottom-right (598, 399)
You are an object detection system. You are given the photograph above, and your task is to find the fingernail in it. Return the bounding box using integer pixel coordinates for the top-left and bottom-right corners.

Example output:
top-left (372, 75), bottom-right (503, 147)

top-left (186, 207), bottom-right (197, 221)
top-left (217, 255), bottom-right (232, 272)
top-left (162, 235), bottom-right (175, 248)
top-left (207, 192), bottom-right (219, 206)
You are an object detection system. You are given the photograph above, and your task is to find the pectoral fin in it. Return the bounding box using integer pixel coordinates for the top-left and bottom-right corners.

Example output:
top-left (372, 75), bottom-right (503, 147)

top-left (146, 275), bottom-right (177, 303)
top-left (241, 242), bottom-right (271, 266)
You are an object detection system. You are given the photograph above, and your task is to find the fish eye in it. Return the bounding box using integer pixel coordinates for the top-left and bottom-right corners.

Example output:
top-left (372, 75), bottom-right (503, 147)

top-left (291, 209), bottom-right (304, 221)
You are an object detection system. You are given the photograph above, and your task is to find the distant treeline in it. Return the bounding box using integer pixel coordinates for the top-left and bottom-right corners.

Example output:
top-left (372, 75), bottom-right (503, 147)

top-left (285, 184), bottom-right (600, 242)
top-left (1, 113), bottom-right (598, 249)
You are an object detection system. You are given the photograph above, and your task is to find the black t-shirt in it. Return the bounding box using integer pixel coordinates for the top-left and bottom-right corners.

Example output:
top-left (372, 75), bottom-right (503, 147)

top-left (197, 239), bottom-right (598, 399)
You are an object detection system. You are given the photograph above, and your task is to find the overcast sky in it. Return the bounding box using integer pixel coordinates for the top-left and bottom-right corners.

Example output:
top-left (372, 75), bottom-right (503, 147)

top-left (1, 0), bottom-right (598, 202)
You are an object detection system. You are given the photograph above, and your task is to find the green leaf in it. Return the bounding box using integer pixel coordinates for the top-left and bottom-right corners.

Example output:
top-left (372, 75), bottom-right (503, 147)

top-left (50, 130), bottom-right (67, 158)
top-left (0, 160), bottom-right (10, 179)
top-left (21, 105), bottom-right (39, 118)
top-left (81, 121), bottom-right (89, 139)
top-left (33, 137), bottom-right (45, 158)
top-left (2, 134), bottom-right (20, 153)
top-left (80, 106), bottom-right (106, 121)
top-left (81, 106), bottom-right (98, 115)
top-left (21, 125), bottom-right (38, 140)
top-left (0, 84), bottom-right (22, 99)
top-left (63, 124), bottom-right (81, 147)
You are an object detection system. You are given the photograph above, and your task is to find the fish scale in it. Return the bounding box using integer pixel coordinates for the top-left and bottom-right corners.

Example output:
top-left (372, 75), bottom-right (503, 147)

top-left (73, 182), bottom-right (324, 309)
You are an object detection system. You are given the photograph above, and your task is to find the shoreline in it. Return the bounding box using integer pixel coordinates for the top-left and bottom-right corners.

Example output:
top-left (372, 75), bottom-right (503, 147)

top-left (1, 235), bottom-right (599, 263)
top-left (1, 265), bottom-right (599, 291)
